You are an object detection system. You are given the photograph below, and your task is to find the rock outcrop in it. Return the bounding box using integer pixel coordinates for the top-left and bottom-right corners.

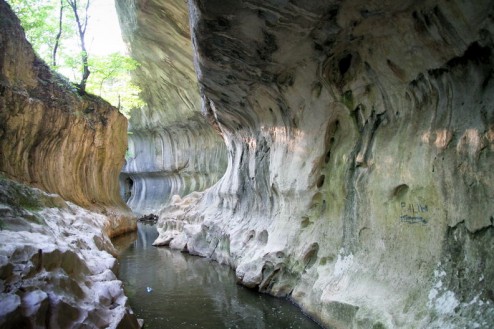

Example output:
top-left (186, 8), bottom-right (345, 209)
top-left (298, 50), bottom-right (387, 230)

top-left (0, 2), bottom-right (139, 327)
top-left (135, 0), bottom-right (494, 327)
top-left (0, 177), bottom-right (139, 328)
top-left (0, 0), bottom-right (135, 237)
top-left (116, 0), bottom-right (227, 215)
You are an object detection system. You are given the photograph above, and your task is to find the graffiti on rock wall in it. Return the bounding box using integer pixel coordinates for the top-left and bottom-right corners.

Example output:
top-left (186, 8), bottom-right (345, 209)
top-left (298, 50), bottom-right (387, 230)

top-left (400, 202), bottom-right (428, 224)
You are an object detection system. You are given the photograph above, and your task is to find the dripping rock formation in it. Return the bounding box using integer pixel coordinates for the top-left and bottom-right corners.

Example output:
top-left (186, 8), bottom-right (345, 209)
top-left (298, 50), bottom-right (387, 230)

top-left (116, 0), bottom-right (227, 215)
top-left (117, 0), bottom-right (494, 328)
top-left (0, 1), bottom-right (138, 327)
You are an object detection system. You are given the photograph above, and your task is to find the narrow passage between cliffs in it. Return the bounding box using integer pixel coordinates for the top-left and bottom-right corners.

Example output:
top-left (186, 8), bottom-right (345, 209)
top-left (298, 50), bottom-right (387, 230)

top-left (112, 222), bottom-right (323, 329)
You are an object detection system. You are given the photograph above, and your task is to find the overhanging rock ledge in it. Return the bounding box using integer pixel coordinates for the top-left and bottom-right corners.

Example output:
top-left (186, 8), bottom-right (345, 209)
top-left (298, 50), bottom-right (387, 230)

top-left (118, 0), bottom-right (494, 328)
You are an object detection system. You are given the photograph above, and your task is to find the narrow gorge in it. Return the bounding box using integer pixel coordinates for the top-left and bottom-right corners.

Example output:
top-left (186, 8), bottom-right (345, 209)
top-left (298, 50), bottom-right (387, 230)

top-left (117, 0), bottom-right (494, 327)
top-left (1, 0), bottom-right (494, 328)
top-left (117, 0), bottom-right (227, 215)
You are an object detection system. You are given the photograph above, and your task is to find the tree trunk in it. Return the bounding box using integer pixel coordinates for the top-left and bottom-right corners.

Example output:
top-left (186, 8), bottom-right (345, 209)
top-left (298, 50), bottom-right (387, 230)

top-left (66, 0), bottom-right (90, 94)
top-left (52, 0), bottom-right (64, 67)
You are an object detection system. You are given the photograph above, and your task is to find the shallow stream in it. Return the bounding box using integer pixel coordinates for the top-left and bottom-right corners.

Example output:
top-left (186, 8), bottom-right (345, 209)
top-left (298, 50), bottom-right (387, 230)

top-left (113, 222), bottom-right (322, 329)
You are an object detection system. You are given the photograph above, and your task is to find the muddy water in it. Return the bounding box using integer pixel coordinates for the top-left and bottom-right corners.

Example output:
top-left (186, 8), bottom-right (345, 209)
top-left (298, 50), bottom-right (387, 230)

top-left (113, 222), bottom-right (322, 329)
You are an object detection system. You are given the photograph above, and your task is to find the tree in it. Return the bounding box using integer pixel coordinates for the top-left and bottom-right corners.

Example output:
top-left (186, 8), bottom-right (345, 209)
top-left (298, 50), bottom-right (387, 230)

top-left (7, 0), bottom-right (143, 116)
top-left (8, 0), bottom-right (60, 61)
top-left (86, 53), bottom-right (144, 117)
top-left (65, 0), bottom-right (90, 94)
top-left (52, 0), bottom-right (64, 67)
top-left (8, 0), bottom-right (77, 71)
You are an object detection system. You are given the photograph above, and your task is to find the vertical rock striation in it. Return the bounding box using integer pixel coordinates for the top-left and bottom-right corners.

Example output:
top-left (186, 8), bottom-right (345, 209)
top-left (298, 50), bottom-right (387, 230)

top-left (148, 0), bottom-right (494, 327)
top-left (0, 2), bottom-right (139, 327)
top-left (116, 0), bottom-right (227, 214)
top-left (0, 0), bottom-right (134, 237)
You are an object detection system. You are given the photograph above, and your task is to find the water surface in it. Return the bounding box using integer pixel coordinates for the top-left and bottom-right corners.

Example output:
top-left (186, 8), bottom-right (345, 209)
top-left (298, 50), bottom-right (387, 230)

top-left (113, 223), bottom-right (322, 329)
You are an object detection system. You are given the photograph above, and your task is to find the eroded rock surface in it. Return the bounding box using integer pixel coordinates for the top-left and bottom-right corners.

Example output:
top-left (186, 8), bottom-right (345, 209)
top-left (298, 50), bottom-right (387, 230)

top-left (0, 177), bottom-right (140, 328)
top-left (0, 0), bottom-right (135, 237)
top-left (120, 117), bottom-right (226, 215)
top-left (0, 2), bottom-right (140, 327)
top-left (116, 0), bottom-right (227, 214)
top-left (146, 0), bottom-right (494, 327)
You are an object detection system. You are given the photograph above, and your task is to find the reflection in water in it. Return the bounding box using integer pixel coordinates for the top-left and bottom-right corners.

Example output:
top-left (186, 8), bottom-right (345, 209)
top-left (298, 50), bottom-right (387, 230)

top-left (113, 223), bottom-right (322, 329)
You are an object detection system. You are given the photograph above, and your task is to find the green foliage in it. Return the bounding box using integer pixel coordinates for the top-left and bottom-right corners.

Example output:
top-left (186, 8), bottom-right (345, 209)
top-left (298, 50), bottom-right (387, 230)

top-left (8, 0), bottom-right (76, 64)
top-left (8, 0), bottom-right (57, 58)
top-left (86, 53), bottom-right (144, 117)
top-left (6, 0), bottom-right (143, 117)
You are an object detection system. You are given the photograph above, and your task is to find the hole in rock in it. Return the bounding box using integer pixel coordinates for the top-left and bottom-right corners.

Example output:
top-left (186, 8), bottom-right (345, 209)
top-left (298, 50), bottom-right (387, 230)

top-left (245, 230), bottom-right (256, 244)
top-left (258, 230), bottom-right (269, 245)
top-left (310, 192), bottom-right (322, 208)
top-left (301, 217), bottom-right (312, 228)
top-left (325, 150), bottom-right (331, 163)
top-left (217, 17), bottom-right (229, 28)
top-left (338, 54), bottom-right (353, 76)
top-left (393, 184), bottom-right (409, 198)
top-left (123, 176), bottom-right (134, 202)
top-left (303, 243), bottom-right (319, 269)
top-left (314, 42), bottom-right (323, 51)
top-left (316, 175), bottom-right (326, 188)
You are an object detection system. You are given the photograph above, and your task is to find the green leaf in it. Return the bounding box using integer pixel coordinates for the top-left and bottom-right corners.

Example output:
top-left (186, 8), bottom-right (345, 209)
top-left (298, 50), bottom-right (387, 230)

top-left (6, 0), bottom-right (144, 118)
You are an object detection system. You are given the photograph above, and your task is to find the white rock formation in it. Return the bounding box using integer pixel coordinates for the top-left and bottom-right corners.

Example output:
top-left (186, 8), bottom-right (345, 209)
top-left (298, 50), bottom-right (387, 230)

top-left (118, 0), bottom-right (494, 327)
top-left (120, 116), bottom-right (226, 215)
top-left (0, 3), bottom-right (139, 326)
top-left (0, 178), bottom-right (139, 328)
top-left (116, 0), bottom-right (227, 215)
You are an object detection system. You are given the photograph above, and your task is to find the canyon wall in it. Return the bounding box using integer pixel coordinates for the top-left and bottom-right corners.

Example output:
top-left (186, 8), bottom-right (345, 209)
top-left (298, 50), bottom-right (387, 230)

top-left (0, 177), bottom-right (140, 328)
top-left (118, 0), bottom-right (494, 328)
top-left (116, 0), bottom-right (227, 215)
top-left (0, 2), bottom-right (139, 327)
top-left (0, 0), bottom-right (135, 237)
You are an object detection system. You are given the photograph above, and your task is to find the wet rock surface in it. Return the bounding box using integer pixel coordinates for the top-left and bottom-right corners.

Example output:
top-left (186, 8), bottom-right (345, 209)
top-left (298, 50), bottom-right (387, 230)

top-left (136, 0), bottom-right (494, 327)
top-left (137, 213), bottom-right (158, 223)
top-left (0, 177), bottom-right (140, 328)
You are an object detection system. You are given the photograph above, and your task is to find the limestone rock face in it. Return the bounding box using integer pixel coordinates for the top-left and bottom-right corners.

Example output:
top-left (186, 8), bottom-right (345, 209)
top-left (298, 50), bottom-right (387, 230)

top-left (0, 177), bottom-right (140, 329)
top-left (0, 3), bottom-right (140, 326)
top-left (116, 0), bottom-right (227, 214)
top-left (120, 117), bottom-right (227, 215)
top-left (150, 0), bottom-right (494, 327)
top-left (0, 0), bottom-right (135, 237)
top-left (116, 0), bottom-right (199, 128)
